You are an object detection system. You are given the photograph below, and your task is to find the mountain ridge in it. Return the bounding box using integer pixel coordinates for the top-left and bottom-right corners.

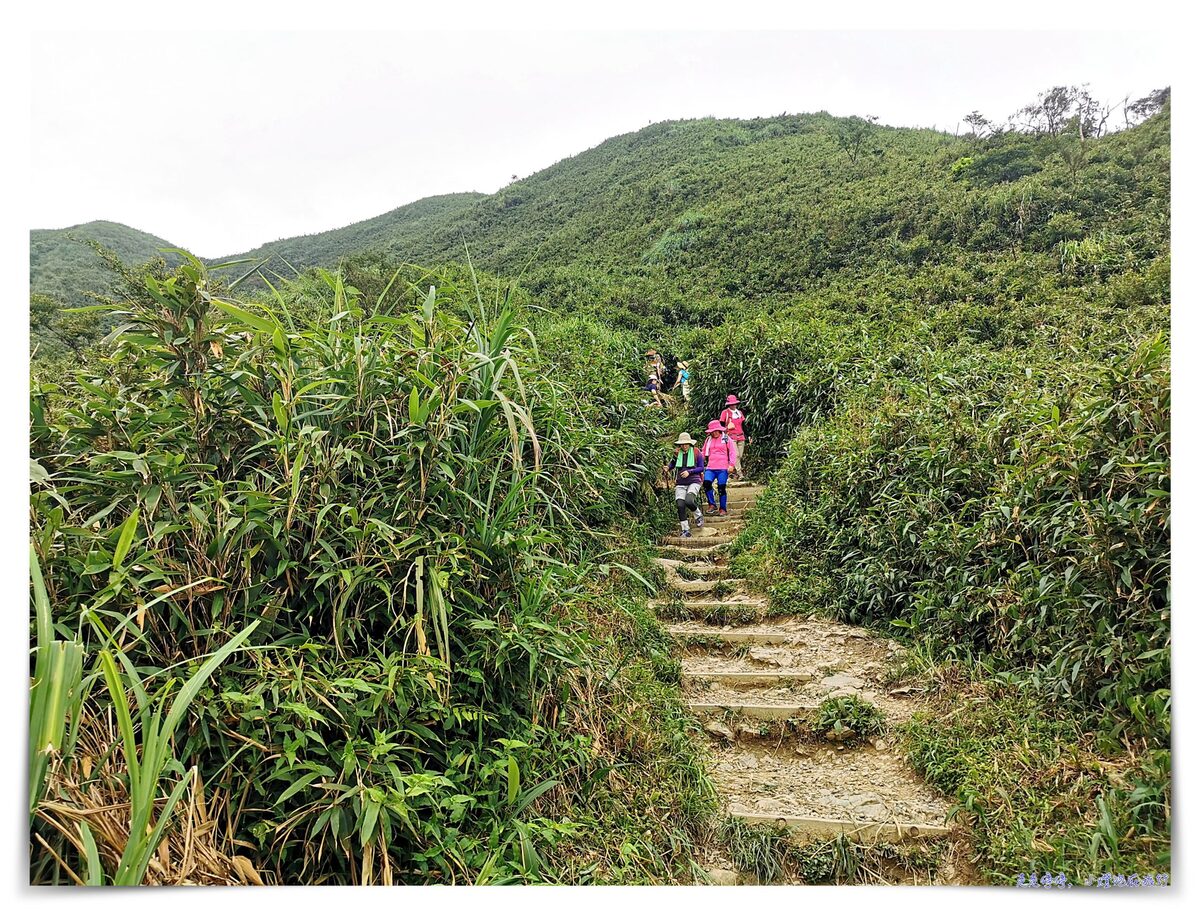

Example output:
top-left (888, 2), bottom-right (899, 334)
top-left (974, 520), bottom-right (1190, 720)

top-left (31, 104), bottom-right (1169, 338)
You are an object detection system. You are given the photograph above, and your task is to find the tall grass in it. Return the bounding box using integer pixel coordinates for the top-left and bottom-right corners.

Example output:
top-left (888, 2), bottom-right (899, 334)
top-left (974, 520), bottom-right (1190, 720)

top-left (30, 254), bottom-right (699, 884)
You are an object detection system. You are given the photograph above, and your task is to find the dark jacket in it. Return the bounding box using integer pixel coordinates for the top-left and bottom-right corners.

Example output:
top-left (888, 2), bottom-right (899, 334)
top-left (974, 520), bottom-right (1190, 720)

top-left (672, 446), bottom-right (705, 486)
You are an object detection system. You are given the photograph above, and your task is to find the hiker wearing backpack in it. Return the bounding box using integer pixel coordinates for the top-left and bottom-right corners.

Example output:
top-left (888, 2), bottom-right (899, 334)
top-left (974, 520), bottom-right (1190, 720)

top-left (672, 360), bottom-right (691, 402)
top-left (666, 432), bottom-right (706, 537)
top-left (701, 420), bottom-right (739, 515)
top-left (720, 394), bottom-right (749, 478)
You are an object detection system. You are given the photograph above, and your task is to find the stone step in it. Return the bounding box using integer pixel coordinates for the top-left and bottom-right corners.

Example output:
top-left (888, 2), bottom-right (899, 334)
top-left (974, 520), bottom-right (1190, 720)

top-left (690, 512), bottom-right (745, 524)
top-left (667, 625), bottom-right (799, 644)
top-left (661, 533), bottom-right (737, 547)
top-left (707, 741), bottom-right (952, 846)
top-left (687, 702), bottom-right (818, 720)
top-left (729, 811), bottom-right (951, 844)
top-left (672, 495), bottom-right (758, 509)
top-left (651, 596), bottom-right (768, 611)
top-left (684, 670), bottom-right (815, 687)
top-left (712, 494), bottom-right (759, 506)
top-left (656, 600), bottom-right (771, 625)
top-left (654, 544), bottom-right (730, 560)
top-left (652, 557), bottom-right (719, 575)
top-left (667, 578), bottom-right (748, 594)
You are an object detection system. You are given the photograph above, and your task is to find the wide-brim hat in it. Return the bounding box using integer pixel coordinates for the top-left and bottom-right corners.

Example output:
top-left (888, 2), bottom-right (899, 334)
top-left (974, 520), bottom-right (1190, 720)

top-left (675, 432), bottom-right (696, 446)
top-left (725, 394), bottom-right (739, 405)
top-left (706, 420), bottom-right (724, 433)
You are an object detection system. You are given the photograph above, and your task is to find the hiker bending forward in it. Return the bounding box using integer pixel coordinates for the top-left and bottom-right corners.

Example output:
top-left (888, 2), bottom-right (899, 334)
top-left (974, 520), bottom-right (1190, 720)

top-left (668, 433), bottom-right (706, 537)
top-left (702, 420), bottom-right (739, 515)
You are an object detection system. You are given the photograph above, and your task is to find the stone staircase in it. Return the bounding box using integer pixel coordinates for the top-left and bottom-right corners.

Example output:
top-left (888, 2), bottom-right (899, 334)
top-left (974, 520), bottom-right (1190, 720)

top-left (651, 481), bottom-right (957, 884)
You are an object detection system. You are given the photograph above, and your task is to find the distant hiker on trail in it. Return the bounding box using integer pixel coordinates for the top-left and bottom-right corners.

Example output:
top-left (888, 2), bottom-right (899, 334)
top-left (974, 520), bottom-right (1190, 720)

top-left (673, 361), bottom-right (691, 402)
top-left (720, 394), bottom-right (749, 477)
top-left (645, 348), bottom-right (665, 378)
top-left (702, 420), bottom-right (738, 515)
top-left (645, 370), bottom-right (664, 408)
top-left (666, 432), bottom-right (706, 537)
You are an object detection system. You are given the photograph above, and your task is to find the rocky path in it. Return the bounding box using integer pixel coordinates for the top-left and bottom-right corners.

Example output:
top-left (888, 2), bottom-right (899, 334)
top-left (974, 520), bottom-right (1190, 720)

top-left (652, 481), bottom-right (957, 884)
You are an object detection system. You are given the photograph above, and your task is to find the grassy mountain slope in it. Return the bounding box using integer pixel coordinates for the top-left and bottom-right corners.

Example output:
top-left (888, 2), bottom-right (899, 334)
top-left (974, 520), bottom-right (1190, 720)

top-left (226, 110), bottom-right (1166, 298)
top-left (212, 114), bottom-right (964, 291)
top-left (30, 220), bottom-right (179, 308)
top-left (213, 191), bottom-right (485, 278)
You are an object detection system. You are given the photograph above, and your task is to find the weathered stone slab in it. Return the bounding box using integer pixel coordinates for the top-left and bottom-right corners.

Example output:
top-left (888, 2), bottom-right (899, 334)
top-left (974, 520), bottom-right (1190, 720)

top-left (667, 626), bottom-right (800, 645)
top-left (686, 670), bottom-right (814, 686)
top-left (687, 702), bottom-right (819, 720)
top-left (730, 811), bottom-right (951, 843)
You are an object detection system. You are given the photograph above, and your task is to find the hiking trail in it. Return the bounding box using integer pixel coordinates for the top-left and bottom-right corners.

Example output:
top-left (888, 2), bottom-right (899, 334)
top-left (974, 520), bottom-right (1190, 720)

top-left (652, 480), bottom-right (966, 885)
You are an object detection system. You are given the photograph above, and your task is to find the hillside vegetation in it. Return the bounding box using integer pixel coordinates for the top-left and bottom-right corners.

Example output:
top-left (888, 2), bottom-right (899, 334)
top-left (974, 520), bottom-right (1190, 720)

top-left (215, 192), bottom-right (485, 279)
top-left (31, 258), bottom-right (710, 884)
top-left (30, 86), bottom-right (1170, 884)
top-left (31, 220), bottom-right (178, 308)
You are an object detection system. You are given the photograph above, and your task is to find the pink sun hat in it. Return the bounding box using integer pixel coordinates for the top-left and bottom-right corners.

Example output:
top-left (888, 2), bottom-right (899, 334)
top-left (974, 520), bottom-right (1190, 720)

top-left (706, 420), bottom-right (724, 433)
top-left (725, 394), bottom-right (739, 405)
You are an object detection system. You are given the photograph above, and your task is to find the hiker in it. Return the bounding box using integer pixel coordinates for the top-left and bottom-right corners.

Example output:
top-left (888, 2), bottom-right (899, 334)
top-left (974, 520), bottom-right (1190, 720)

top-left (701, 419), bottom-right (738, 515)
top-left (672, 360), bottom-right (691, 402)
top-left (666, 432), bottom-right (706, 537)
top-left (648, 349), bottom-right (673, 391)
top-left (645, 348), bottom-right (663, 376)
top-left (720, 394), bottom-right (749, 477)
top-left (645, 370), bottom-right (664, 407)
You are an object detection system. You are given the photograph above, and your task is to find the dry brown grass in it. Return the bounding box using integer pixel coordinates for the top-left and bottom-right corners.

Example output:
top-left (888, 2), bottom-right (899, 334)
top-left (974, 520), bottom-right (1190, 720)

top-left (33, 712), bottom-right (268, 886)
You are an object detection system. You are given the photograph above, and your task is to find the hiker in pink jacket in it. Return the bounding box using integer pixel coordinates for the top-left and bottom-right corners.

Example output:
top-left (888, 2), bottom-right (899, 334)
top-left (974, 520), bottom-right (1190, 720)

top-left (720, 394), bottom-right (750, 477)
top-left (701, 420), bottom-right (739, 515)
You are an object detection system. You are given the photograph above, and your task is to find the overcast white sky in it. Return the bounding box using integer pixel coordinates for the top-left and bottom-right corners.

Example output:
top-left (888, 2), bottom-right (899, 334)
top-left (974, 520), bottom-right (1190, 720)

top-left (30, 30), bottom-right (1169, 257)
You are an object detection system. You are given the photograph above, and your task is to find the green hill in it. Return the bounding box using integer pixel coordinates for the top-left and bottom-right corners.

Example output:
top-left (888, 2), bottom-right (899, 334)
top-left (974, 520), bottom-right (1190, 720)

top-left (212, 191), bottom-right (485, 279)
top-left (212, 108), bottom-right (1169, 329)
top-left (35, 106), bottom-right (1169, 340)
top-left (210, 114), bottom-right (968, 290)
top-left (411, 109), bottom-right (1169, 296)
top-left (30, 220), bottom-right (179, 308)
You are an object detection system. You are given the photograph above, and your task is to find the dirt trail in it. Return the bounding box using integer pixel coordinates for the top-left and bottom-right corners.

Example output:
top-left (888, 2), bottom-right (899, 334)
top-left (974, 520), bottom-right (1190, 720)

top-left (651, 481), bottom-right (959, 885)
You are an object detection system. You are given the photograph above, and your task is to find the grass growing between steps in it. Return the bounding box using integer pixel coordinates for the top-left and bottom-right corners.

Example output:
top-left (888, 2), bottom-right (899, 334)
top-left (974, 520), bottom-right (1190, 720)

top-left (718, 818), bottom-right (947, 885)
top-left (813, 696), bottom-right (887, 744)
top-left (657, 602), bottom-right (772, 627)
top-left (687, 699), bottom-right (892, 748)
top-left (902, 674), bottom-right (1170, 884)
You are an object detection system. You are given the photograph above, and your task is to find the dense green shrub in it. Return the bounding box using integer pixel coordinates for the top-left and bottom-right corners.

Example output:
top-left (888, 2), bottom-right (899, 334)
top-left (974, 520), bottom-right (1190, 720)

top-left (736, 333), bottom-right (1168, 742)
top-left (29, 256), bottom-right (699, 884)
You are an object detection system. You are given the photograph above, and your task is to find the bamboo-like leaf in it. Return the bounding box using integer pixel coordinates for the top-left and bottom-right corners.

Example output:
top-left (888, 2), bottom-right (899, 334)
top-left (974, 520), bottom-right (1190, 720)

top-left (79, 822), bottom-right (104, 885)
top-left (409, 386), bottom-right (421, 424)
top-left (112, 507), bottom-right (140, 569)
top-left (507, 756), bottom-right (520, 806)
top-left (213, 299), bottom-right (277, 333)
